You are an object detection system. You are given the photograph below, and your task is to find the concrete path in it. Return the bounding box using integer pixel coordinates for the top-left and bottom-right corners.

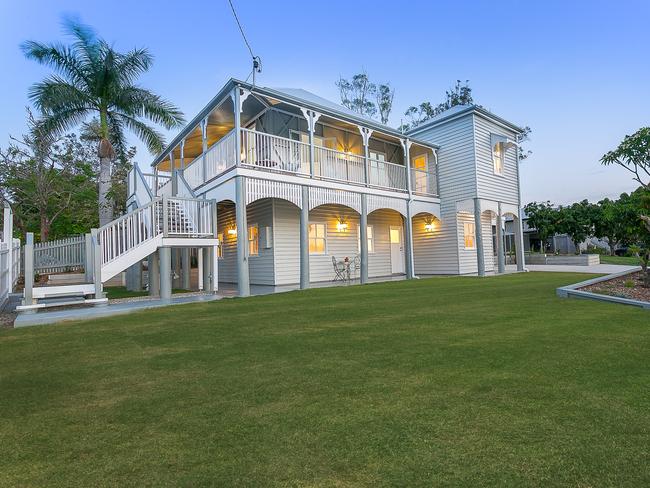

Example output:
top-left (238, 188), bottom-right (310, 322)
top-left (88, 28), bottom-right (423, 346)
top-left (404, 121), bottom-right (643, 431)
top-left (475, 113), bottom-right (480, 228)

top-left (523, 264), bottom-right (640, 274)
top-left (14, 293), bottom-right (221, 328)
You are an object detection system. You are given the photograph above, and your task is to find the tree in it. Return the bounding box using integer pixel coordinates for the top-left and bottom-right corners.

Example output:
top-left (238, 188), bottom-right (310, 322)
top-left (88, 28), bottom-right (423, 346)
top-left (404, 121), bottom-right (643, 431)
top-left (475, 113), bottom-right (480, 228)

top-left (21, 18), bottom-right (184, 226)
top-left (592, 197), bottom-right (627, 255)
top-left (400, 80), bottom-right (474, 132)
top-left (601, 127), bottom-right (650, 189)
top-left (375, 84), bottom-right (394, 125)
top-left (336, 72), bottom-right (377, 119)
top-left (0, 111), bottom-right (96, 241)
top-left (523, 201), bottom-right (558, 251)
top-left (556, 200), bottom-right (595, 254)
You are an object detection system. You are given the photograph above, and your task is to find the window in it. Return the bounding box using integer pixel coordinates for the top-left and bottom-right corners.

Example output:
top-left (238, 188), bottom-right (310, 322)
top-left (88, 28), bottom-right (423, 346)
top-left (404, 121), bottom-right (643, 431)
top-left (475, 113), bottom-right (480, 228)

top-left (492, 142), bottom-right (504, 175)
top-left (369, 150), bottom-right (386, 162)
top-left (217, 233), bottom-right (224, 258)
top-left (248, 224), bottom-right (259, 256)
top-left (464, 222), bottom-right (476, 249)
top-left (309, 223), bottom-right (326, 254)
top-left (412, 154), bottom-right (428, 193)
top-left (357, 225), bottom-right (374, 253)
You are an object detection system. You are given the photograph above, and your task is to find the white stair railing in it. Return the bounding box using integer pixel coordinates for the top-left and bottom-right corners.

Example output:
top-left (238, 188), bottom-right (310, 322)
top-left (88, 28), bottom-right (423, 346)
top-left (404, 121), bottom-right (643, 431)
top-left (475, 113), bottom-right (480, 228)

top-left (98, 197), bottom-right (216, 267)
top-left (98, 199), bottom-right (159, 266)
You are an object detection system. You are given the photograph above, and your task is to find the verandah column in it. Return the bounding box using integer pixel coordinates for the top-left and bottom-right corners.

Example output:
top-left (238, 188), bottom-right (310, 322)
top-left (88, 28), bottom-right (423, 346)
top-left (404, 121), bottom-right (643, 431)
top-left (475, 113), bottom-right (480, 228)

top-left (360, 194), bottom-right (368, 284)
top-left (402, 138), bottom-right (415, 279)
top-left (149, 250), bottom-right (160, 296)
top-left (496, 203), bottom-right (505, 274)
top-left (300, 185), bottom-right (310, 289)
top-left (201, 117), bottom-right (208, 183)
top-left (235, 176), bottom-right (250, 297)
top-left (473, 198), bottom-right (486, 277)
top-left (159, 246), bottom-right (172, 301)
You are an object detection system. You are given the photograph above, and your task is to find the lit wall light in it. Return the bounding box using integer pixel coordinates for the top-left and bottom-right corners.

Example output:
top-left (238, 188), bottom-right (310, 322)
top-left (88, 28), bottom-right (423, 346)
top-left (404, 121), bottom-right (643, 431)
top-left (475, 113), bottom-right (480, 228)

top-left (227, 227), bottom-right (237, 236)
top-left (336, 219), bottom-right (348, 232)
top-left (424, 221), bottom-right (436, 232)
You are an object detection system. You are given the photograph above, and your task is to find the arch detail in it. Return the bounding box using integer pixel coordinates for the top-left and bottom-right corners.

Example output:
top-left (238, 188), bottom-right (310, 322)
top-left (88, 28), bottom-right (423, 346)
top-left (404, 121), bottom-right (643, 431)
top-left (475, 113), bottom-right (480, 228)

top-left (367, 195), bottom-right (407, 217)
top-left (309, 187), bottom-right (361, 213)
top-left (246, 178), bottom-right (302, 208)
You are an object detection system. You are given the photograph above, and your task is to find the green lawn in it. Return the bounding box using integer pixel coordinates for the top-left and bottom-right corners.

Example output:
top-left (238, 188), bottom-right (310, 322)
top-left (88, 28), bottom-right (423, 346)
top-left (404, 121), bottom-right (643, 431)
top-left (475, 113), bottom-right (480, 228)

top-left (1, 273), bottom-right (648, 487)
top-left (600, 254), bottom-right (641, 266)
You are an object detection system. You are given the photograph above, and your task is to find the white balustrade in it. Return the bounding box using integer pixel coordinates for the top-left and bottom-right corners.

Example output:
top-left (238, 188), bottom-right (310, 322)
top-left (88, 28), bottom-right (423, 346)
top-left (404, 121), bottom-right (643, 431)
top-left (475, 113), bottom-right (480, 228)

top-left (183, 155), bottom-right (203, 189)
top-left (98, 200), bottom-right (159, 265)
top-left (313, 146), bottom-right (366, 185)
top-left (205, 129), bottom-right (237, 182)
top-left (367, 159), bottom-right (407, 191)
top-left (411, 168), bottom-right (438, 195)
top-left (241, 129), bottom-right (310, 175)
top-left (98, 197), bottom-right (215, 266)
top-left (164, 197), bottom-right (214, 237)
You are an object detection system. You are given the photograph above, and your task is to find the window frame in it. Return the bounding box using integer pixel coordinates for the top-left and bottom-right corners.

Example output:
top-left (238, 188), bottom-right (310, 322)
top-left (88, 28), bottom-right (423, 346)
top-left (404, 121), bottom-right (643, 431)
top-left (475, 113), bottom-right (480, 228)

top-left (356, 224), bottom-right (375, 254)
top-left (308, 222), bottom-right (327, 255)
top-left (248, 224), bottom-right (259, 257)
top-left (464, 221), bottom-right (476, 250)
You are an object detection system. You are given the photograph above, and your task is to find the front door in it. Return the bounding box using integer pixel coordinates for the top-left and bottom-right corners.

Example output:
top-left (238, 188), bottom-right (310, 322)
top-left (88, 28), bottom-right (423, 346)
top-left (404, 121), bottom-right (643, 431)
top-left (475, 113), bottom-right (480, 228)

top-left (390, 226), bottom-right (405, 274)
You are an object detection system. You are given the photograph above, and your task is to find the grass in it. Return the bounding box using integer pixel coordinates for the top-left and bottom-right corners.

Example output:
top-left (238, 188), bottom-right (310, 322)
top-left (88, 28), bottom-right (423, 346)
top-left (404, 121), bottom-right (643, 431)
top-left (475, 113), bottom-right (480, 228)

top-left (600, 254), bottom-right (641, 266)
top-left (104, 286), bottom-right (195, 300)
top-left (1, 273), bottom-right (648, 487)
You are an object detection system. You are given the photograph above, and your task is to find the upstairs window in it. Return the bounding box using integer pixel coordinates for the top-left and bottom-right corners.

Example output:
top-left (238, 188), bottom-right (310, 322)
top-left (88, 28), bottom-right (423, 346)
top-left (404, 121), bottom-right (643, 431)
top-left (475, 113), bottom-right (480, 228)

top-left (464, 222), bottom-right (476, 249)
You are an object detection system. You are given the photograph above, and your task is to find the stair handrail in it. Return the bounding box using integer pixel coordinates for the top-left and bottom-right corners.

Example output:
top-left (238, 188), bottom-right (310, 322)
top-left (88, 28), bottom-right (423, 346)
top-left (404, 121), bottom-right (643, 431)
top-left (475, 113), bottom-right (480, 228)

top-left (127, 164), bottom-right (154, 206)
top-left (97, 198), bottom-right (161, 265)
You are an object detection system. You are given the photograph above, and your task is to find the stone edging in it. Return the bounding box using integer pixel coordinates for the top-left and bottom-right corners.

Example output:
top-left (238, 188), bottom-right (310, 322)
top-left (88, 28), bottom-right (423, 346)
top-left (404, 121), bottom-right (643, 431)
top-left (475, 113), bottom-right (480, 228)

top-left (556, 267), bottom-right (649, 310)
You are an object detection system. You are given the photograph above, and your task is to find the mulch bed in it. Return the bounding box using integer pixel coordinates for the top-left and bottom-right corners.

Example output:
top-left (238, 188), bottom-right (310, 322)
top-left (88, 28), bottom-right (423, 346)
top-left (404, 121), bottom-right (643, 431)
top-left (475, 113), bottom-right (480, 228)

top-left (582, 271), bottom-right (650, 303)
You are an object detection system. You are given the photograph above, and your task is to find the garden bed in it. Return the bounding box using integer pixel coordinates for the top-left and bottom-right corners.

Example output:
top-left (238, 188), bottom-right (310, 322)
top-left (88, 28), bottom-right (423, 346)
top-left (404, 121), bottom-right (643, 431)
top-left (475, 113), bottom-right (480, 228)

top-left (581, 271), bottom-right (650, 303)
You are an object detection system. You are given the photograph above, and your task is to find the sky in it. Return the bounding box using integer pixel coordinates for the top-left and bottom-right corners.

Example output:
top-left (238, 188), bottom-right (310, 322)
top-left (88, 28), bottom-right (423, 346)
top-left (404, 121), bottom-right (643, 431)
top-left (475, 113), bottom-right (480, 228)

top-left (1, 0), bottom-right (648, 205)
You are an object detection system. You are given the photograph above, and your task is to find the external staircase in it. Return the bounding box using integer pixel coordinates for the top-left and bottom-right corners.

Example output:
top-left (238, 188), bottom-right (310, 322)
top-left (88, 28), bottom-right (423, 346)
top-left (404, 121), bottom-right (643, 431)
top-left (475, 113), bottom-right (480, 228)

top-left (18, 166), bottom-right (218, 312)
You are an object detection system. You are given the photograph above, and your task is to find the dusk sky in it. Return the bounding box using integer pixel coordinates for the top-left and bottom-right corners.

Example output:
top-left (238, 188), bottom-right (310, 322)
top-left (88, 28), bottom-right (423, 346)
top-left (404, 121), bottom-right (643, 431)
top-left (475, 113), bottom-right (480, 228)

top-left (1, 0), bottom-right (648, 205)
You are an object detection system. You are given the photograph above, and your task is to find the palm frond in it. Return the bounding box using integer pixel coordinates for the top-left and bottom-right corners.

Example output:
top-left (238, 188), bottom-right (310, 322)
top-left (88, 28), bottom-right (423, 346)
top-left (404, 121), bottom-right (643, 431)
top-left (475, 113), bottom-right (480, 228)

top-left (116, 48), bottom-right (153, 86)
top-left (28, 76), bottom-right (94, 114)
top-left (114, 113), bottom-right (165, 154)
top-left (20, 41), bottom-right (89, 88)
top-left (112, 86), bottom-right (185, 129)
top-left (62, 17), bottom-right (102, 70)
top-left (36, 107), bottom-right (94, 138)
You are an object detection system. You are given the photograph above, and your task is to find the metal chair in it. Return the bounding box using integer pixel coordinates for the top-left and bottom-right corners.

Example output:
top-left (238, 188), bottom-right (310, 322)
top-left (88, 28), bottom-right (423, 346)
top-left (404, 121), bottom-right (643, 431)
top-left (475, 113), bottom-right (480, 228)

top-left (350, 255), bottom-right (361, 279)
top-left (332, 256), bottom-right (347, 282)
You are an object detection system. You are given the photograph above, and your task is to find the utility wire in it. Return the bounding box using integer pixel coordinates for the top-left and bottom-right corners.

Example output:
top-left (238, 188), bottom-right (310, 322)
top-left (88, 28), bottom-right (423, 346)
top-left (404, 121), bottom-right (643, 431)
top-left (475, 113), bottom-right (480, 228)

top-left (228, 0), bottom-right (254, 59)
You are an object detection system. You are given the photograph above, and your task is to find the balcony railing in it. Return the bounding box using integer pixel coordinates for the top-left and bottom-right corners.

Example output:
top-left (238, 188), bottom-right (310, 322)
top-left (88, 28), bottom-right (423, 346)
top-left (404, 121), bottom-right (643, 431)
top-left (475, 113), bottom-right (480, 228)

top-left (174, 128), bottom-right (438, 196)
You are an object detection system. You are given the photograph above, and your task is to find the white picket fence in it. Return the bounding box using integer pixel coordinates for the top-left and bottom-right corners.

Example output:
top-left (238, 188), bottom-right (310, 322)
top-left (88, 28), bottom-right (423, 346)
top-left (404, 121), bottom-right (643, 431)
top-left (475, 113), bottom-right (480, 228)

top-left (31, 235), bottom-right (86, 274)
top-left (1, 204), bottom-right (20, 308)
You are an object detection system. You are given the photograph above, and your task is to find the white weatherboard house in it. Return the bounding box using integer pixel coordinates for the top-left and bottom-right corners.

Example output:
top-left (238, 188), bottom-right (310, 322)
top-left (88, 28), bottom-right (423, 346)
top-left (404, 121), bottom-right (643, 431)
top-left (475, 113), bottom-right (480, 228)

top-left (14, 77), bottom-right (527, 311)
top-left (123, 78), bottom-right (527, 297)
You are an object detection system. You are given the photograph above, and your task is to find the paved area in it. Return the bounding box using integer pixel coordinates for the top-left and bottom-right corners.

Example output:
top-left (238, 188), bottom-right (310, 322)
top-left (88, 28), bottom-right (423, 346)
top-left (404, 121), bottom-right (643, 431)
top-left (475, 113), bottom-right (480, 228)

top-left (523, 264), bottom-right (640, 274)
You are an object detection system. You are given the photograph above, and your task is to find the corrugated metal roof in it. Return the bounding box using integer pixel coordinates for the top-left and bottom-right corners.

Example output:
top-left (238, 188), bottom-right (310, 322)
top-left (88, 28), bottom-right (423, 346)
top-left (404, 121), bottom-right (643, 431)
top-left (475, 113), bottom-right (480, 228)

top-left (406, 104), bottom-right (525, 135)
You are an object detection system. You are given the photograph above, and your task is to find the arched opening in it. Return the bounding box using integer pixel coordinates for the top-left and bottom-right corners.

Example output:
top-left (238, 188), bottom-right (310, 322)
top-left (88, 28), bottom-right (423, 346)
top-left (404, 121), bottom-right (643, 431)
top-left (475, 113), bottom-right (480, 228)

top-left (367, 208), bottom-right (409, 277)
top-left (411, 212), bottom-right (442, 276)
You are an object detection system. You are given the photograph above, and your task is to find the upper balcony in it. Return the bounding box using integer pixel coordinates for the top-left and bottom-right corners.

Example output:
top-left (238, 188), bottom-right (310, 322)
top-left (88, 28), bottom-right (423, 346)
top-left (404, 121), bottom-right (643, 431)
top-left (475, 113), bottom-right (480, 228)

top-left (149, 80), bottom-right (439, 198)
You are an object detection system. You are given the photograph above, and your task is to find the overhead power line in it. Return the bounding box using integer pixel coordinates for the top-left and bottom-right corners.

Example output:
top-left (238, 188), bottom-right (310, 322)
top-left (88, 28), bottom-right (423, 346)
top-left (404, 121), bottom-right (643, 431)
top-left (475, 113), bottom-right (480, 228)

top-left (227, 0), bottom-right (262, 84)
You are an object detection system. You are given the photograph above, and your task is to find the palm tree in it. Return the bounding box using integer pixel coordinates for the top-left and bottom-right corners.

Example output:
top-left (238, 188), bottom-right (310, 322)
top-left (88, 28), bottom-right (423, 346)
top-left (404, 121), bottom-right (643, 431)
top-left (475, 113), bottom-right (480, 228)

top-left (21, 19), bottom-right (185, 226)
